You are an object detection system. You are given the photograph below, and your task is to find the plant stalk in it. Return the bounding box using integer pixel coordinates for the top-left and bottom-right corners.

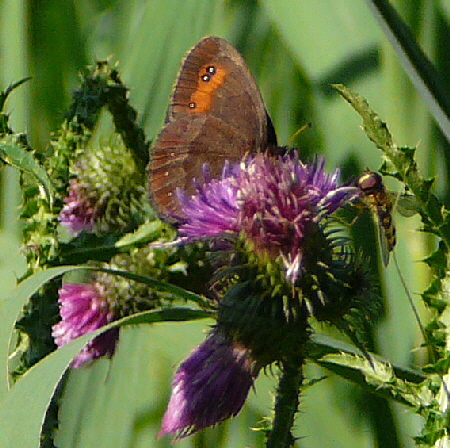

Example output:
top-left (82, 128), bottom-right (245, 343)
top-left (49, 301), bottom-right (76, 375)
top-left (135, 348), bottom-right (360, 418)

top-left (266, 356), bottom-right (304, 448)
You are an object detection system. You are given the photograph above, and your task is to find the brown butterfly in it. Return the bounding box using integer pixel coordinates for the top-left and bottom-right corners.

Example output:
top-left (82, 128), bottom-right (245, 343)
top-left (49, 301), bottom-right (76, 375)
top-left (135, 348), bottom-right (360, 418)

top-left (148, 36), bottom-right (278, 222)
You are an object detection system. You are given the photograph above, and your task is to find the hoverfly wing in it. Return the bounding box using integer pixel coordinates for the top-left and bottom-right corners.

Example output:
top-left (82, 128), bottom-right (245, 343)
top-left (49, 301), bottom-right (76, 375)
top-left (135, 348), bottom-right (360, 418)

top-left (392, 193), bottom-right (420, 218)
top-left (376, 216), bottom-right (392, 267)
top-left (357, 171), bottom-right (396, 266)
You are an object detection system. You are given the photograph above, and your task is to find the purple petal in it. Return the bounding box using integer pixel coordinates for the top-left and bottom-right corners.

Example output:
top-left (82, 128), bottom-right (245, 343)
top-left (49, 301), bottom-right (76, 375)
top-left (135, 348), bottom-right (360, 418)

top-left (52, 282), bottom-right (119, 368)
top-left (176, 153), bottom-right (357, 284)
top-left (59, 179), bottom-right (99, 235)
top-left (159, 330), bottom-right (257, 439)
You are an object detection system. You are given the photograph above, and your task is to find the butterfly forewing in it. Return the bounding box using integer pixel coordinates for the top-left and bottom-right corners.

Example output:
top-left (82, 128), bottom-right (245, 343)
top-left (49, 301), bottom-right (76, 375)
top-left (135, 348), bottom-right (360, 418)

top-left (149, 36), bottom-right (277, 220)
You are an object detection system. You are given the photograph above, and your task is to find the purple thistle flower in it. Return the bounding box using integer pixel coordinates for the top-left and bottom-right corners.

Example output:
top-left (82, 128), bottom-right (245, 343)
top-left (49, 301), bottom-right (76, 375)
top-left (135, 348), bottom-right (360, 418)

top-left (158, 330), bottom-right (257, 440)
top-left (158, 153), bottom-right (367, 441)
top-left (178, 153), bottom-right (357, 283)
top-left (176, 161), bottom-right (241, 237)
top-left (52, 282), bottom-right (119, 368)
top-left (59, 178), bottom-right (101, 235)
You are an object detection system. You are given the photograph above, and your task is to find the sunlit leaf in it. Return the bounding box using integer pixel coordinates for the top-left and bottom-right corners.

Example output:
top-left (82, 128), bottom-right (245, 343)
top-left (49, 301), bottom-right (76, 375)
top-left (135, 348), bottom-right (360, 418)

top-left (0, 135), bottom-right (54, 204)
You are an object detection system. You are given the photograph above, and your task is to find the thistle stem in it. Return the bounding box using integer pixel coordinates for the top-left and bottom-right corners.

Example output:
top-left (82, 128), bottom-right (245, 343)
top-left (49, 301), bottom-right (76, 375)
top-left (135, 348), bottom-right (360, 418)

top-left (266, 356), bottom-right (304, 448)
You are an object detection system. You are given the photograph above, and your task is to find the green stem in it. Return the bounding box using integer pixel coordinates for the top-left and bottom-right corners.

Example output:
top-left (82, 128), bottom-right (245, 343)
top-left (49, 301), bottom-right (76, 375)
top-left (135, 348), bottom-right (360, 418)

top-left (266, 356), bottom-right (304, 448)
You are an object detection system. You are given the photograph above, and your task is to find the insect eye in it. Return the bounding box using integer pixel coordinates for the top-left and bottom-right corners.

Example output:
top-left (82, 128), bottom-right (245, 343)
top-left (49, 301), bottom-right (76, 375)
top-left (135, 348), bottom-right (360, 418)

top-left (358, 172), bottom-right (382, 191)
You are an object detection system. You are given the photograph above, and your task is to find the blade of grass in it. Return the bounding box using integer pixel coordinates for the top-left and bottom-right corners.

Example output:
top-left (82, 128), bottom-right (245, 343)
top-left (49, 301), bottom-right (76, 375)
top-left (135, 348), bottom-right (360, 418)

top-left (365, 0), bottom-right (450, 142)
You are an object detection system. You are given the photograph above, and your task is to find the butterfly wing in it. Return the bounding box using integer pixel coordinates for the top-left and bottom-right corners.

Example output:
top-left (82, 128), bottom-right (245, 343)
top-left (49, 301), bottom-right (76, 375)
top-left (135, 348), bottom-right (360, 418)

top-left (149, 36), bottom-right (277, 219)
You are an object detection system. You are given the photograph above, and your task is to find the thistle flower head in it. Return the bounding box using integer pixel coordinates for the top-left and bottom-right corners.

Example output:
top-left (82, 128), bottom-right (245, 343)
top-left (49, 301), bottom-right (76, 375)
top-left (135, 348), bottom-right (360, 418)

top-left (59, 140), bottom-right (148, 236)
top-left (158, 329), bottom-right (256, 440)
top-left (59, 178), bottom-right (101, 235)
top-left (178, 153), bottom-right (357, 284)
top-left (159, 153), bottom-right (379, 440)
top-left (52, 282), bottom-right (119, 368)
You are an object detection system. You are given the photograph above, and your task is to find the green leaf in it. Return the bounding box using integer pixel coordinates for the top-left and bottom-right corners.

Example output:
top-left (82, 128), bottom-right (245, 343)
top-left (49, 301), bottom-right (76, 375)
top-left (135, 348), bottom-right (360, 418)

top-left (115, 220), bottom-right (169, 249)
top-left (306, 334), bottom-right (424, 384)
top-left (0, 77), bottom-right (32, 114)
top-left (306, 334), bottom-right (428, 409)
top-left (318, 351), bottom-right (431, 409)
top-left (333, 83), bottom-right (417, 187)
top-left (93, 267), bottom-right (212, 308)
top-left (0, 327), bottom-right (99, 447)
top-left (0, 295), bottom-right (211, 447)
top-left (1, 263), bottom-right (212, 395)
top-left (0, 265), bottom-right (90, 397)
top-left (333, 83), bottom-right (396, 154)
top-left (121, 307), bottom-right (214, 325)
top-left (58, 234), bottom-right (123, 265)
top-left (0, 135), bottom-right (54, 204)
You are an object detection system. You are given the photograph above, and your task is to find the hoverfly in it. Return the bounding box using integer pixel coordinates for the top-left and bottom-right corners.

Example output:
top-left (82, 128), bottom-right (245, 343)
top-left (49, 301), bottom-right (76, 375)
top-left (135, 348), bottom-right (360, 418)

top-left (356, 171), bottom-right (418, 266)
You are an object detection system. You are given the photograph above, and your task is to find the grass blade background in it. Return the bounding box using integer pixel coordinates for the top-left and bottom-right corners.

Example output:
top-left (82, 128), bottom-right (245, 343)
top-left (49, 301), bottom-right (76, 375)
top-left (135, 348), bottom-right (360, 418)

top-left (0, 0), bottom-right (446, 446)
top-left (365, 0), bottom-right (450, 141)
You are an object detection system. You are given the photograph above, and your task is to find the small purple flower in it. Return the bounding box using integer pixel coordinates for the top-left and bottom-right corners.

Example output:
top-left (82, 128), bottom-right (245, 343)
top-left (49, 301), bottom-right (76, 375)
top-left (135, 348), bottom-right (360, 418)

top-left (158, 330), bottom-right (257, 440)
top-left (178, 154), bottom-right (357, 283)
top-left (52, 282), bottom-right (119, 368)
top-left (59, 179), bottom-right (101, 235)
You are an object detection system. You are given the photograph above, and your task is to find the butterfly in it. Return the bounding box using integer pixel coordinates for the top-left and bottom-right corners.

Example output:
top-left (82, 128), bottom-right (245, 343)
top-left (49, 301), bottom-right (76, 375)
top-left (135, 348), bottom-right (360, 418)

top-left (148, 36), bottom-right (279, 222)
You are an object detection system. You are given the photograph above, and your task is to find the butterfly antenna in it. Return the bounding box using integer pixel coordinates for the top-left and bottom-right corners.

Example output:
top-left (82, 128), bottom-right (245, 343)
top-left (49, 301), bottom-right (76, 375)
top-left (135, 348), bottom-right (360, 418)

top-left (287, 122), bottom-right (312, 145)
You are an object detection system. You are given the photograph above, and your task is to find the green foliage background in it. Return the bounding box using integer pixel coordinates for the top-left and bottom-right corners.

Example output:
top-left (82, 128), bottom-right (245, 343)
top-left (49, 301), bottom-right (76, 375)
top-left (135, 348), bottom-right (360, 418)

top-left (1, 0), bottom-right (448, 447)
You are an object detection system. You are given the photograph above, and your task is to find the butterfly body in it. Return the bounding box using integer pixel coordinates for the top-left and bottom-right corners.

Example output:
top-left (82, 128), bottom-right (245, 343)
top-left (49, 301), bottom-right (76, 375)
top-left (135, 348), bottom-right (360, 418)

top-left (148, 36), bottom-right (278, 221)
